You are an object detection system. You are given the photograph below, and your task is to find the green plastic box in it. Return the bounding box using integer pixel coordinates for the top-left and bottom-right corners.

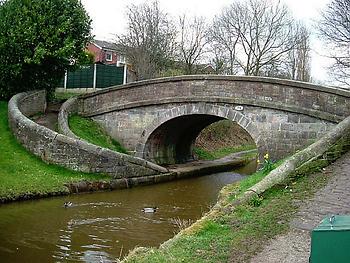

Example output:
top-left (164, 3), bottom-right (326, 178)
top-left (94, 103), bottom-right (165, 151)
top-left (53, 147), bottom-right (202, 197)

top-left (310, 215), bottom-right (350, 262)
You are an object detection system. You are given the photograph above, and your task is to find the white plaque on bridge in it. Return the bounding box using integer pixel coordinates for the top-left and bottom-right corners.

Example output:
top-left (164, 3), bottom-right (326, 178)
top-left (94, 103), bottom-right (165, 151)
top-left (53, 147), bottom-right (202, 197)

top-left (234, 105), bottom-right (244, 111)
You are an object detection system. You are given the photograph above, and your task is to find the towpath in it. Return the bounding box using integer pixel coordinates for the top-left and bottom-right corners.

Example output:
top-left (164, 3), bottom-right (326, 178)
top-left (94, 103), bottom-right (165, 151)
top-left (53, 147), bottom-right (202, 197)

top-left (167, 150), bottom-right (257, 177)
top-left (250, 151), bottom-right (350, 263)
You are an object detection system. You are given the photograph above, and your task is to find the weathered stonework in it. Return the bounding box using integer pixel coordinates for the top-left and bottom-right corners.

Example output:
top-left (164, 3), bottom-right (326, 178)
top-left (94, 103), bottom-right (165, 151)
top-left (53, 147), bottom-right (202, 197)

top-left (8, 90), bottom-right (168, 178)
top-left (57, 96), bottom-right (80, 139)
top-left (79, 76), bottom-right (349, 122)
top-left (90, 103), bottom-right (334, 164)
top-left (68, 76), bottom-right (348, 164)
top-left (10, 76), bottom-right (349, 178)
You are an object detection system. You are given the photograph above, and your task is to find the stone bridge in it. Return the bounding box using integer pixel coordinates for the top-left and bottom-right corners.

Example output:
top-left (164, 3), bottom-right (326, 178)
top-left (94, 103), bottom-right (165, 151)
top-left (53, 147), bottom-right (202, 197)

top-left (69, 75), bottom-right (349, 165)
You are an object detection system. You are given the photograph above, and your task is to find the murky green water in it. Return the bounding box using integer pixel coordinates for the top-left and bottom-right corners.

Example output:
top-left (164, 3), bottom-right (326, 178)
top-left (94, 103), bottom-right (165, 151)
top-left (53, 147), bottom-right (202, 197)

top-left (0, 161), bottom-right (256, 262)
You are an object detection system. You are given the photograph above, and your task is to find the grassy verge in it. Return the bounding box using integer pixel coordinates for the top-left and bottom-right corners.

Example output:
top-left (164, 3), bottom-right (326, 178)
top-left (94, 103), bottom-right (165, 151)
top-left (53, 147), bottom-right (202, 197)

top-left (53, 91), bottom-right (83, 101)
top-left (0, 101), bottom-right (111, 202)
top-left (69, 114), bottom-right (128, 154)
top-left (125, 138), bottom-right (349, 263)
top-left (194, 144), bottom-right (256, 160)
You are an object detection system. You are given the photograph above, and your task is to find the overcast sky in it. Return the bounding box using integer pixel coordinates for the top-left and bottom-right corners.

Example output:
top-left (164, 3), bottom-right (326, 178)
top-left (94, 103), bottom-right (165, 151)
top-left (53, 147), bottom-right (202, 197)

top-left (81, 0), bottom-right (332, 83)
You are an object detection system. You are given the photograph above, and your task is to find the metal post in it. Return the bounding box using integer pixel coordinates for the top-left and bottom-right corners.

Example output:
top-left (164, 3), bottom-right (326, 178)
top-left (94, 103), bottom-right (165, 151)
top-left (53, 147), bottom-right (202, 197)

top-left (64, 70), bottom-right (68, 91)
top-left (93, 63), bottom-right (97, 90)
top-left (123, 63), bottom-right (127, 84)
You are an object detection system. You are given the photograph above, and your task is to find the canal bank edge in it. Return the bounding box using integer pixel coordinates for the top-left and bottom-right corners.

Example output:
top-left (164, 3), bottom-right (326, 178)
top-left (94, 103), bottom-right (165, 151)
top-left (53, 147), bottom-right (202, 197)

top-left (65, 156), bottom-right (252, 194)
top-left (0, 157), bottom-right (252, 203)
top-left (123, 115), bottom-right (350, 262)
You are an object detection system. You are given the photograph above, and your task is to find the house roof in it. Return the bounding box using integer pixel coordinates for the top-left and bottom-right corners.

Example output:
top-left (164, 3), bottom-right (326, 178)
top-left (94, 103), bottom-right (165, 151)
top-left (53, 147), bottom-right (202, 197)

top-left (94, 40), bottom-right (118, 51)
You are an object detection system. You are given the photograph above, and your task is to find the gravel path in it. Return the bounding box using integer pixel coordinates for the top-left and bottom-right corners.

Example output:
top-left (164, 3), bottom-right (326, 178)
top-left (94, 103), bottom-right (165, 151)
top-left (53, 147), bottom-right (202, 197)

top-left (250, 151), bottom-right (350, 263)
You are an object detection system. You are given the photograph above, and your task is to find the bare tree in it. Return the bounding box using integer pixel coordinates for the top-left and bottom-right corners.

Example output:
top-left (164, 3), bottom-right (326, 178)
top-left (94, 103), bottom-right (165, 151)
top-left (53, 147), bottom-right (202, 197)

top-left (319, 0), bottom-right (350, 86)
top-left (178, 15), bottom-right (208, 74)
top-left (116, 1), bottom-right (177, 80)
top-left (295, 27), bottom-right (311, 82)
top-left (210, 8), bottom-right (241, 75)
top-left (209, 43), bottom-right (228, 74)
top-left (287, 24), bottom-right (311, 82)
top-left (210, 0), bottom-right (297, 76)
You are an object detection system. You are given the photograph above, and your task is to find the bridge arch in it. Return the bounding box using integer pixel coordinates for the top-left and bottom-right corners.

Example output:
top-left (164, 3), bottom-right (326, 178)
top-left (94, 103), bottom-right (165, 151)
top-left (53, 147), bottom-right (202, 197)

top-left (75, 75), bottom-right (348, 165)
top-left (135, 103), bottom-right (263, 164)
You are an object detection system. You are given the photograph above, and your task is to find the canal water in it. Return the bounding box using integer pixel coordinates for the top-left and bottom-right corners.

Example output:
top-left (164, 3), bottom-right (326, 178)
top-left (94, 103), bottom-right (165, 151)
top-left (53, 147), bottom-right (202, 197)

top-left (0, 161), bottom-right (256, 262)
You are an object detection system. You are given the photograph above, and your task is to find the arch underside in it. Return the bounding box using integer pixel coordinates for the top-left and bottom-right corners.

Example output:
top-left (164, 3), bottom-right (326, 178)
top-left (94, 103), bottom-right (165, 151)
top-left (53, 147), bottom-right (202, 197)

top-left (133, 103), bottom-right (261, 165)
top-left (142, 114), bottom-right (254, 165)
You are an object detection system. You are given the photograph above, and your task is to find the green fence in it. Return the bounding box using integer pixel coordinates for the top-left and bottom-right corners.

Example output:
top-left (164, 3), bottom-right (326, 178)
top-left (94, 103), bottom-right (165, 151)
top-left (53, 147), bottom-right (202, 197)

top-left (67, 65), bottom-right (94, 89)
top-left (59, 64), bottom-right (124, 89)
top-left (96, 64), bottom-right (124, 88)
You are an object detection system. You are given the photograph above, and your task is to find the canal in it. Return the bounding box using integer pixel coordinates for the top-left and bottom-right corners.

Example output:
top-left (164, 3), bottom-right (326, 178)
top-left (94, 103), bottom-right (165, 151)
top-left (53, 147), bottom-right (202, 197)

top-left (0, 161), bottom-right (256, 262)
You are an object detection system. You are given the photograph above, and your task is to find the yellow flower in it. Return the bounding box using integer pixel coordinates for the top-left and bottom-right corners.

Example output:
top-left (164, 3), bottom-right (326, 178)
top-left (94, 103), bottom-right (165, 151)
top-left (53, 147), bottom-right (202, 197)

top-left (264, 153), bottom-right (269, 160)
top-left (257, 159), bottom-right (260, 164)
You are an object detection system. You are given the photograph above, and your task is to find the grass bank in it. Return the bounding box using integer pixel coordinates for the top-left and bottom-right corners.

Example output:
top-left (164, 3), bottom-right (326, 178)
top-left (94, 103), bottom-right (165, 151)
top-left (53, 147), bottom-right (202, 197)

top-left (124, 137), bottom-right (349, 262)
top-left (194, 120), bottom-right (256, 160)
top-left (194, 144), bottom-right (256, 160)
top-left (55, 91), bottom-right (127, 153)
top-left (195, 120), bottom-right (255, 153)
top-left (0, 101), bottom-right (110, 203)
top-left (69, 115), bottom-right (128, 154)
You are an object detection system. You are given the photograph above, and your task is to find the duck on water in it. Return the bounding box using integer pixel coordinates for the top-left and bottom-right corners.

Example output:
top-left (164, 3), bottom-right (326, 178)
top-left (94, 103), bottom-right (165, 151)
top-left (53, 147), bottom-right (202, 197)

top-left (64, 202), bottom-right (73, 208)
top-left (142, 207), bottom-right (158, 213)
top-left (63, 202), bottom-right (158, 213)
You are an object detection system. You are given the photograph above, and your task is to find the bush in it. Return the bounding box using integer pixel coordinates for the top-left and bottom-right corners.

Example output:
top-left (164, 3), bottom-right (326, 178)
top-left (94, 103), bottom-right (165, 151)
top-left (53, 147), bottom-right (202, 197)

top-left (0, 0), bottom-right (92, 100)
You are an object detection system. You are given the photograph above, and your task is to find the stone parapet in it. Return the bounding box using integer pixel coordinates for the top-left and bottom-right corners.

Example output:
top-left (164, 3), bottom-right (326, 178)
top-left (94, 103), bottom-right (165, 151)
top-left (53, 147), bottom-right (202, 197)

top-left (57, 96), bottom-right (80, 139)
top-left (79, 75), bottom-right (350, 121)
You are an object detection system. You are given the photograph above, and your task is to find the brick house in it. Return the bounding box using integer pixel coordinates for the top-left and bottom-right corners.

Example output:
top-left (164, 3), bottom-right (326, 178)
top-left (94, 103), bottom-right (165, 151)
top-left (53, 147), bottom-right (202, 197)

top-left (87, 40), bottom-right (126, 66)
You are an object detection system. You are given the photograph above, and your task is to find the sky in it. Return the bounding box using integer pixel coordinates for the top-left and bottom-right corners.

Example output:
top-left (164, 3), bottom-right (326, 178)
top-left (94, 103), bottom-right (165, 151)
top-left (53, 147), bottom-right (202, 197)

top-left (81, 0), bottom-right (332, 83)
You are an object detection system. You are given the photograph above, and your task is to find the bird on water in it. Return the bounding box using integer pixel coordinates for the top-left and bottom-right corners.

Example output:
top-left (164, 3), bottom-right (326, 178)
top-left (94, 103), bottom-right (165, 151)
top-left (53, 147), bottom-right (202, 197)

top-left (142, 207), bottom-right (158, 213)
top-left (64, 202), bottom-right (73, 208)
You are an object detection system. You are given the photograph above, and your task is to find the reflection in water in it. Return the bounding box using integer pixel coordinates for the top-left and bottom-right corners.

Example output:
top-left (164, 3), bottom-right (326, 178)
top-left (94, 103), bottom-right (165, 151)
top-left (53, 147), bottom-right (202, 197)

top-left (0, 161), bottom-right (256, 262)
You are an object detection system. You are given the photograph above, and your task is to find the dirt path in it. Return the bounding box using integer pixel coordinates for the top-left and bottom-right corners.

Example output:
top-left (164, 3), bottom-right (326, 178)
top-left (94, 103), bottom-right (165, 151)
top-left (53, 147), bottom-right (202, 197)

top-left (32, 102), bottom-right (61, 131)
top-left (250, 151), bottom-right (350, 263)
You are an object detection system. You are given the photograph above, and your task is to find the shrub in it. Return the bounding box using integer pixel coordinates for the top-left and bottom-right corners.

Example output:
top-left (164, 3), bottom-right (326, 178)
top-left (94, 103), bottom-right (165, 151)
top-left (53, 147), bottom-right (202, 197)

top-left (0, 0), bottom-right (92, 100)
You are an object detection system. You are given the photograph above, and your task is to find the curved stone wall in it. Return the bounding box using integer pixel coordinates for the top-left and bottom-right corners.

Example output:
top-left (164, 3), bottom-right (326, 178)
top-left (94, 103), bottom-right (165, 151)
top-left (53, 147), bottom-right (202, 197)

top-left (57, 96), bottom-right (80, 140)
top-left (8, 90), bottom-right (168, 178)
